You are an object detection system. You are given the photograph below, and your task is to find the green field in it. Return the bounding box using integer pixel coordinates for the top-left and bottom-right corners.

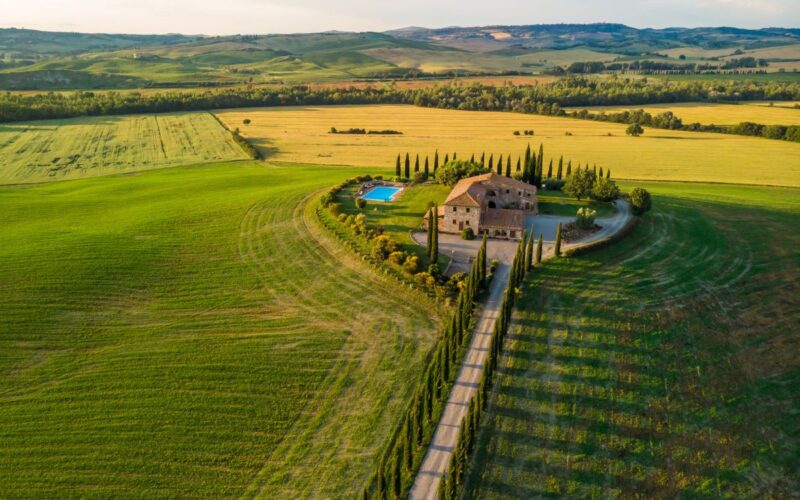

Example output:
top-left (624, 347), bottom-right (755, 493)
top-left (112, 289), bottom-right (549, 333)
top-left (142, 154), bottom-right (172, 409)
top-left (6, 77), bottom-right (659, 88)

top-left (465, 182), bottom-right (800, 497)
top-left (0, 112), bottom-right (247, 183)
top-left (0, 162), bottom-right (441, 498)
top-left (218, 105), bottom-right (800, 187)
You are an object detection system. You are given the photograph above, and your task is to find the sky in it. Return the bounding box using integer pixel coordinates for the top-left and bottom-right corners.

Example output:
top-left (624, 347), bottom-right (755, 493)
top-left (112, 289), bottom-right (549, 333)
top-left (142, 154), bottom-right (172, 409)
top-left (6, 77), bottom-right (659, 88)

top-left (3, 0), bottom-right (799, 35)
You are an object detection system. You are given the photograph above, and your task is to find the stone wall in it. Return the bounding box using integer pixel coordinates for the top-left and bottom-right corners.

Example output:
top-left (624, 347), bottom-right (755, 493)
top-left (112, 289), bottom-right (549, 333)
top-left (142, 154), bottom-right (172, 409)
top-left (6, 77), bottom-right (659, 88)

top-left (443, 205), bottom-right (480, 233)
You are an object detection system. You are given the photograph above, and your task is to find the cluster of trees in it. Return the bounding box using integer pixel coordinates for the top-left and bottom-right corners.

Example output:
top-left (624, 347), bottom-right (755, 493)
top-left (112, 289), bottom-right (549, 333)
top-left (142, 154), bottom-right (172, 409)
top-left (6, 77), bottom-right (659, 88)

top-left (330, 127), bottom-right (402, 135)
top-left (567, 57), bottom-right (769, 75)
top-left (569, 107), bottom-right (800, 143)
top-left (563, 166), bottom-right (619, 201)
top-left (368, 235), bottom-right (488, 499)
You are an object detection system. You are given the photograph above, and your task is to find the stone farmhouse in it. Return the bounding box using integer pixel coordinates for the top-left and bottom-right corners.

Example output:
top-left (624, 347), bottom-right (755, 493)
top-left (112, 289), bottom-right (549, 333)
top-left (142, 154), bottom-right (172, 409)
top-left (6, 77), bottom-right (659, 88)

top-left (436, 173), bottom-right (538, 239)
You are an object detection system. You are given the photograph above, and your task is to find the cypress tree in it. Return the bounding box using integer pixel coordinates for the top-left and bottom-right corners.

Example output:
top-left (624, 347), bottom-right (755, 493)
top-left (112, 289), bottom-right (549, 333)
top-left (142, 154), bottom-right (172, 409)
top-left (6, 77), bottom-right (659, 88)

top-left (607, 169), bottom-right (611, 179)
top-left (447, 458), bottom-right (457, 499)
top-left (404, 153), bottom-right (410, 179)
top-left (480, 152), bottom-right (485, 167)
top-left (393, 446), bottom-right (402, 498)
top-left (431, 204), bottom-right (439, 264)
top-left (425, 156), bottom-right (430, 177)
top-left (470, 153), bottom-right (475, 163)
top-left (404, 417), bottom-right (413, 469)
top-left (444, 153), bottom-right (449, 164)
top-left (505, 155), bottom-right (511, 177)
top-left (557, 156), bottom-right (563, 180)
top-left (414, 397), bottom-right (423, 445)
top-left (497, 154), bottom-right (503, 174)
top-left (525, 230), bottom-right (534, 273)
top-left (547, 159), bottom-right (553, 179)
top-left (415, 154), bottom-right (420, 173)
top-left (427, 208), bottom-right (434, 259)
top-left (538, 144), bottom-right (544, 172)
top-left (453, 152), bottom-right (457, 160)
top-left (599, 166), bottom-right (604, 178)
top-left (535, 233), bottom-right (543, 265)
top-left (593, 164), bottom-right (597, 177)
top-left (439, 473), bottom-right (450, 500)
top-left (434, 150), bottom-right (439, 173)
top-left (442, 343), bottom-right (450, 383)
top-left (377, 460), bottom-right (387, 500)
top-left (425, 369), bottom-right (434, 420)
top-left (395, 154), bottom-right (401, 178)
top-left (555, 223), bottom-right (563, 257)
top-left (488, 154), bottom-right (494, 171)
top-left (516, 157), bottom-right (521, 173)
top-left (524, 143), bottom-right (531, 169)
top-left (567, 161), bottom-right (572, 176)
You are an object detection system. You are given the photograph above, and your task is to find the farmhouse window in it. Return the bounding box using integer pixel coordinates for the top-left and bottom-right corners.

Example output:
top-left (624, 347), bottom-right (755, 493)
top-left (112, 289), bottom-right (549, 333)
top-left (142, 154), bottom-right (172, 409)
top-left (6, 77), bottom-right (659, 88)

top-left (453, 207), bottom-right (457, 212)
top-left (466, 208), bottom-right (470, 213)
top-left (506, 189), bottom-right (510, 194)
top-left (465, 221), bottom-right (470, 226)
top-left (452, 219), bottom-right (456, 224)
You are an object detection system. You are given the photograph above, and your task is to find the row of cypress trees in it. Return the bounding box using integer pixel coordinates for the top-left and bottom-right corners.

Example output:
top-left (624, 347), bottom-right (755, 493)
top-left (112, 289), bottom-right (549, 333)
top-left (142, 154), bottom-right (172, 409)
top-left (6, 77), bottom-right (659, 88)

top-left (366, 235), bottom-right (488, 499)
top-left (396, 151), bottom-right (462, 180)
top-left (394, 145), bottom-right (612, 188)
top-left (438, 228), bottom-right (543, 499)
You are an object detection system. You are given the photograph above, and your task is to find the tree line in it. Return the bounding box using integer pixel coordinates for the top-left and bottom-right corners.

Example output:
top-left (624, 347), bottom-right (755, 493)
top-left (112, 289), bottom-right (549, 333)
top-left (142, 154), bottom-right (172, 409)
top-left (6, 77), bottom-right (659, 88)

top-left (396, 144), bottom-right (614, 195)
top-left (3, 77), bottom-right (800, 125)
top-left (365, 235), bottom-right (489, 499)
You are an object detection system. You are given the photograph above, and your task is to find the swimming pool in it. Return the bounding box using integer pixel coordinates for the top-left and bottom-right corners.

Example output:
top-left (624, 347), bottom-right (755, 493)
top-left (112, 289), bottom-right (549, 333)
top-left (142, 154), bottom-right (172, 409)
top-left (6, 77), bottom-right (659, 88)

top-left (362, 186), bottom-right (402, 202)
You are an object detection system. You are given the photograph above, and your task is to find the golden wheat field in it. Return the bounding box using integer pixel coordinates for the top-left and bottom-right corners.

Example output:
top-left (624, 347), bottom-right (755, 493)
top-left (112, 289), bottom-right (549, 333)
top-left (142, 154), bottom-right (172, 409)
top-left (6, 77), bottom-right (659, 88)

top-left (0, 112), bottom-right (247, 184)
top-left (216, 105), bottom-right (800, 186)
top-left (568, 101), bottom-right (800, 125)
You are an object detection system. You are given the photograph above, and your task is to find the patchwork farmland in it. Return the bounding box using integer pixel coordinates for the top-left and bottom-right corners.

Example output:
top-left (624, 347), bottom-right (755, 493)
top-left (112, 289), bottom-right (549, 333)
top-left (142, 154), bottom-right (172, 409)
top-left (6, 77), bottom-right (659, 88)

top-left (217, 105), bottom-right (800, 187)
top-left (0, 112), bottom-right (247, 184)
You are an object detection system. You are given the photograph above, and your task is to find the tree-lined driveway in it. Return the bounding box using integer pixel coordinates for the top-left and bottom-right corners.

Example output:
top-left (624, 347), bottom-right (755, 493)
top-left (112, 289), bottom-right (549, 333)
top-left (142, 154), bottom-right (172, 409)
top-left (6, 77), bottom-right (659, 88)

top-left (408, 199), bottom-right (632, 499)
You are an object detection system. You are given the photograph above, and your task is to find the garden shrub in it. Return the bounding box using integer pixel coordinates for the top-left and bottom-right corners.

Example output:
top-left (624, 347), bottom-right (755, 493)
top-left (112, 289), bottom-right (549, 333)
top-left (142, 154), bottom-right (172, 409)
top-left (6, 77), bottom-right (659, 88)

top-left (387, 251), bottom-right (407, 266)
top-left (402, 255), bottom-right (420, 274)
top-left (629, 187), bottom-right (653, 215)
top-left (576, 207), bottom-right (597, 229)
top-left (461, 227), bottom-right (475, 240)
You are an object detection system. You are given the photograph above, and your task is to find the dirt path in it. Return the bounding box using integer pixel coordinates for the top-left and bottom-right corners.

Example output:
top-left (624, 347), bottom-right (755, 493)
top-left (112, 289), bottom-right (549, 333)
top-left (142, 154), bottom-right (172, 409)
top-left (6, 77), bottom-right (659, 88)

top-left (408, 200), bottom-right (632, 499)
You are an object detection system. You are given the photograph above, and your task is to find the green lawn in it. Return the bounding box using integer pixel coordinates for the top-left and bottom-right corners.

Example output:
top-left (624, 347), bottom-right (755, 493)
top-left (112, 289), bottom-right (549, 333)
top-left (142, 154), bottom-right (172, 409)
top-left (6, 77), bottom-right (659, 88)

top-left (466, 182), bottom-right (800, 497)
top-left (0, 112), bottom-right (247, 184)
top-left (0, 162), bottom-right (440, 498)
top-left (536, 189), bottom-right (616, 217)
top-left (337, 182), bottom-right (452, 263)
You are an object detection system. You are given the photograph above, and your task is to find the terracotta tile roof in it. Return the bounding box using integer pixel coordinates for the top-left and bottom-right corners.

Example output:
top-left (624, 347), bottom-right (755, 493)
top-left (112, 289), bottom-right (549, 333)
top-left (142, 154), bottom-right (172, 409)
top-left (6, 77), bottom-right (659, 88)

top-left (443, 172), bottom-right (536, 207)
top-left (480, 208), bottom-right (524, 229)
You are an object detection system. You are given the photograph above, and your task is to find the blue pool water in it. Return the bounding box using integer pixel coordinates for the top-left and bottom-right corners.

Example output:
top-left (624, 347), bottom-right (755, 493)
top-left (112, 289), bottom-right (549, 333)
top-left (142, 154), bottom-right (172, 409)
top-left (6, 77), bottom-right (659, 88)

top-left (362, 186), bottom-right (402, 202)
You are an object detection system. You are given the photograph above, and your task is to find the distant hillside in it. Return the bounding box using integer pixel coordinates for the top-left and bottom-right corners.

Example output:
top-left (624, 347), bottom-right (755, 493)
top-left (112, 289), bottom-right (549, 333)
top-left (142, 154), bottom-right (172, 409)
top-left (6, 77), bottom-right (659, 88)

top-left (0, 28), bottom-right (197, 59)
top-left (388, 24), bottom-right (800, 53)
top-left (1, 25), bottom-right (799, 90)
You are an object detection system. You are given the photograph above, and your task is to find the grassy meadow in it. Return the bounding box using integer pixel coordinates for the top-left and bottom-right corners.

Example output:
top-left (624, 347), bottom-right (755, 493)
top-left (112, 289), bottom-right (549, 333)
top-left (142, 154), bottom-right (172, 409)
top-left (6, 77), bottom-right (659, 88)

top-left (465, 182), bottom-right (800, 497)
top-left (0, 112), bottom-right (247, 184)
top-left (217, 105), bottom-right (800, 187)
top-left (568, 101), bottom-right (800, 125)
top-left (0, 162), bottom-right (441, 498)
